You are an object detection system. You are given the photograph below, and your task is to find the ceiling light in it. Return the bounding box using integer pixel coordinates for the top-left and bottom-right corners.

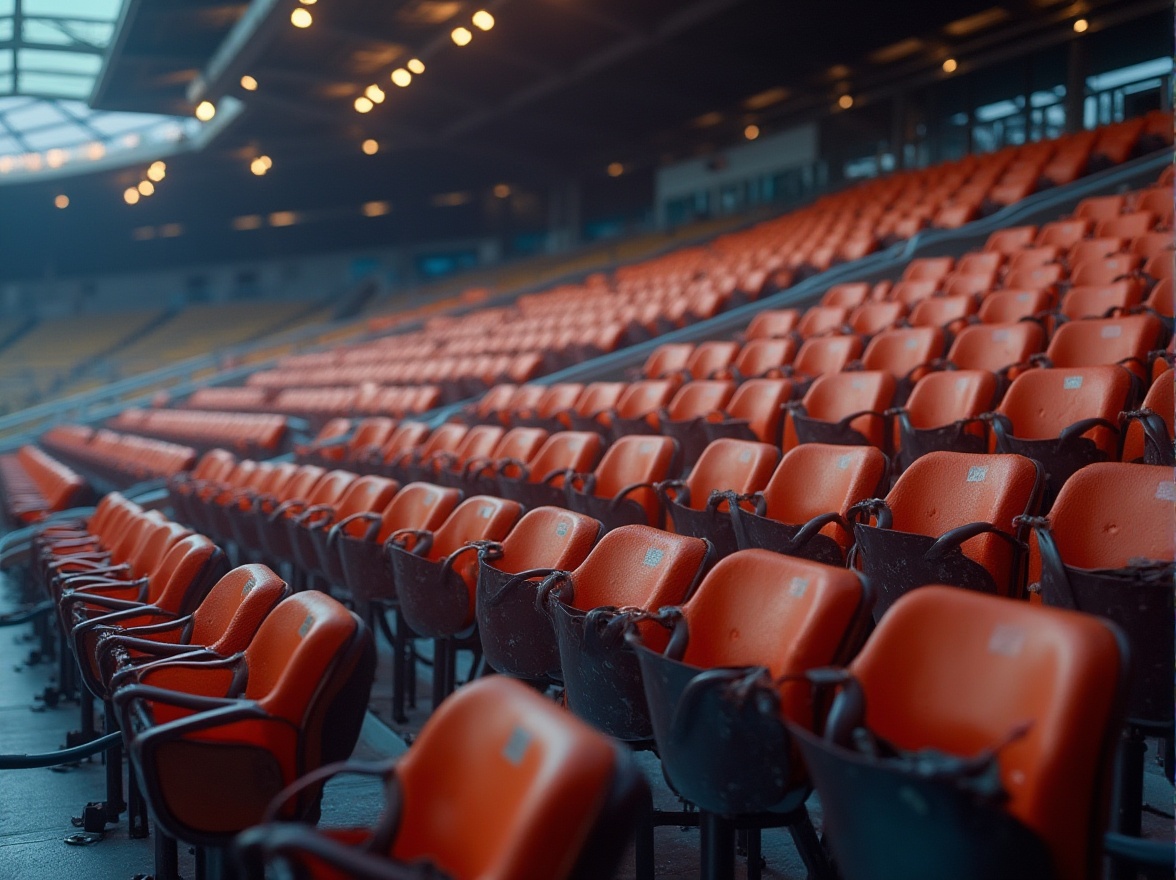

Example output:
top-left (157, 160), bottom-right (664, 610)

top-left (300, 0), bottom-right (317, 4)
top-left (194, 100), bottom-right (216, 121)
top-left (45, 149), bottom-right (65, 169)
top-left (493, 183), bottom-right (511, 198)
top-left (147, 161), bottom-right (166, 182)
top-left (86, 143), bottom-right (105, 161)
top-left (269, 211), bottom-right (297, 227)
top-left (54, 194), bottom-right (69, 209)
top-left (290, 7), bottom-right (313, 27)
top-left (232, 215), bottom-right (263, 231)
top-left (743, 86), bottom-right (789, 110)
top-left (124, 187), bottom-right (141, 205)
top-left (365, 84), bottom-right (386, 103)
top-left (744, 124), bottom-right (760, 140)
top-left (451, 26), bottom-right (473, 46)
top-left (607, 162), bottom-right (624, 177)
top-left (250, 156), bottom-right (270, 176)
top-left (407, 58), bottom-right (426, 74)
top-left (132, 226), bottom-right (154, 241)
top-left (240, 75), bottom-right (258, 91)
top-left (1073, 17), bottom-right (1088, 32)
top-left (354, 96), bottom-right (374, 113)
top-left (838, 94), bottom-right (854, 109)
top-left (138, 180), bottom-right (155, 196)
top-left (391, 68), bottom-right (412, 87)
top-left (362, 201), bottom-right (391, 217)
top-left (942, 58), bottom-right (958, 73)
top-left (160, 223), bottom-right (183, 238)
top-left (362, 139), bottom-right (379, 155)
top-left (472, 10), bottom-right (495, 30)
top-left (260, 155), bottom-right (273, 170)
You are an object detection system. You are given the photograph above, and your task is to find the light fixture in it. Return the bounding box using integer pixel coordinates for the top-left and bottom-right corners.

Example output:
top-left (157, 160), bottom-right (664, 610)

top-left (194, 100), bottom-right (216, 121)
top-left (160, 223), bottom-right (183, 238)
top-left (451, 26), bottom-right (473, 46)
top-left (260, 155), bottom-right (273, 170)
top-left (240, 75), bottom-right (258, 91)
top-left (744, 124), bottom-right (760, 140)
top-left (838, 94), bottom-right (854, 109)
top-left (300, 0), bottom-right (317, 4)
top-left (390, 68), bottom-right (412, 87)
top-left (365, 84), bottom-right (386, 103)
top-left (54, 194), bottom-right (69, 209)
top-left (472, 10), bottom-right (495, 30)
top-left (290, 7), bottom-right (312, 27)
top-left (250, 156), bottom-right (271, 176)
top-left (493, 183), bottom-right (511, 198)
top-left (147, 161), bottom-right (166, 182)
top-left (232, 215), bottom-right (263, 231)
top-left (269, 211), bottom-right (297, 227)
top-left (407, 58), bottom-right (426, 74)
top-left (942, 58), bottom-right (958, 73)
top-left (354, 96), bottom-right (374, 113)
top-left (362, 201), bottom-right (391, 217)
top-left (607, 162), bottom-right (624, 177)
top-left (1072, 18), bottom-right (1088, 32)
top-left (86, 143), bottom-right (105, 161)
top-left (362, 138), bottom-right (379, 155)
top-left (123, 187), bottom-right (141, 205)
top-left (45, 149), bottom-right (65, 168)
top-left (138, 180), bottom-right (155, 196)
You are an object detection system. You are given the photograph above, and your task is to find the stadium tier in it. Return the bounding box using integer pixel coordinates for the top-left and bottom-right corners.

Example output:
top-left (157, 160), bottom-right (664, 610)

top-left (0, 5), bottom-right (1172, 880)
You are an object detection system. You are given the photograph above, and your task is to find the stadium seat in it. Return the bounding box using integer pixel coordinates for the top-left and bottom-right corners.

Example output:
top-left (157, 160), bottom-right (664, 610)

top-left (545, 525), bottom-right (710, 741)
top-left (1040, 314), bottom-right (1163, 380)
top-left (475, 507), bottom-right (602, 683)
top-left (566, 435), bottom-right (678, 530)
top-left (789, 334), bottom-right (865, 381)
top-left (658, 380), bottom-right (736, 467)
top-left (630, 550), bottom-right (872, 880)
top-left (659, 438), bottom-right (780, 557)
top-left (1121, 370), bottom-right (1174, 464)
top-left (792, 586), bottom-right (1127, 880)
top-left (608, 380), bottom-right (679, 439)
top-left (701, 377), bottom-right (793, 448)
top-left (743, 309), bottom-right (800, 340)
top-left (733, 443), bottom-right (888, 564)
top-left (976, 289), bottom-right (1054, 324)
top-left (849, 451), bottom-right (1043, 617)
top-left (847, 301), bottom-right (907, 336)
top-left (496, 431), bottom-right (603, 510)
top-left (987, 365), bottom-right (1132, 494)
top-left (947, 321), bottom-right (1045, 377)
top-left (234, 676), bottom-right (648, 880)
top-left (891, 370), bottom-right (997, 470)
top-left (724, 337), bottom-right (796, 380)
top-left (290, 475), bottom-right (399, 582)
top-left (786, 370), bottom-right (895, 449)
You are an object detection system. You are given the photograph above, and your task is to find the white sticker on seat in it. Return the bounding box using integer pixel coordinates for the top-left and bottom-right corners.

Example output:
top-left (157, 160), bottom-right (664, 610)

top-left (904, 338), bottom-right (919, 349)
top-left (298, 614), bottom-right (314, 637)
top-left (1063, 376), bottom-right (1083, 390)
top-left (992, 330), bottom-right (1009, 342)
top-left (555, 520), bottom-right (569, 536)
top-left (739, 449), bottom-right (752, 463)
top-left (479, 505), bottom-right (493, 518)
top-left (1016, 293), bottom-right (1030, 302)
top-left (424, 492), bottom-right (436, 504)
top-left (966, 466), bottom-right (988, 482)
top-left (838, 455), bottom-right (851, 469)
top-left (639, 441), bottom-right (654, 454)
top-left (503, 727), bottom-right (531, 765)
top-left (988, 624), bottom-right (1025, 657)
top-left (1101, 325), bottom-right (1122, 339)
top-left (851, 378), bottom-right (866, 390)
top-left (1156, 482), bottom-right (1176, 502)
top-left (789, 577), bottom-right (809, 597)
top-left (643, 548), bottom-right (665, 567)
top-left (956, 377), bottom-right (971, 392)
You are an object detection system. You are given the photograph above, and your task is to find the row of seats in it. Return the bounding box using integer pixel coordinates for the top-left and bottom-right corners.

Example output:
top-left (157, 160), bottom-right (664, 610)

top-left (107, 407), bottom-right (290, 456)
top-left (0, 445), bottom-right (88, 525)
top-left (41, 425), bottom-right (197, 486)
top-left (20, 491), bottom-right (376, 879)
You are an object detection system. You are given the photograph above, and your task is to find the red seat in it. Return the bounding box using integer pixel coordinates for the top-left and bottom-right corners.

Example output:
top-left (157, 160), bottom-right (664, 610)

top-left (566, 435), bottom-right (678, 530)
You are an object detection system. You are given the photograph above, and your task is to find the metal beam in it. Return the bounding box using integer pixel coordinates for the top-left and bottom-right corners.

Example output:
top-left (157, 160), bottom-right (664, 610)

top-left (186, 0), bottom-right (286, 106)
top-left (88, 0), bottom-right (143, 107)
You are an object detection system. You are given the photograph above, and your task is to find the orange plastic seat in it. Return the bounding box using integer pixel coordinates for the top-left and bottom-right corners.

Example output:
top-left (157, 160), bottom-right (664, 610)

top-left (566, 435), bottom-right (678, 530)
top-left (1035, 218), bottom-right (1091, 249)
top-left (985, 225), bottom-right (1037, 254)
top-left (902, 256), bottom-right (954, 283)
top-left (859, 326), bottom-right (944, 390)
top-left (114, 591), bottom-right (375, 851)
top-left (734, 443), bottom-right (888, 562)
top-left (787, 371), bottom-right (895, 450)
top-left (685, 341), bottom-right (741, 379)
top-left (743, 309), bottom-right (800, 340)
top-left (631, 551), bottom-right (871, 877)
top-left (1070, 255), bottom-right (1144, 288)
top-left (1058, 281), bottom-right (1144, 320)
top-left (821, 283), bottom-right (871, 309)
top-left (847, 301), bottom-right (907, 336)
top-left (988, 365), bottom-right (1132, 495)
top-left (235, 676), bottom-right (649, 880)
top-left (793, 586), bottom-right (1127, 880)
top-left (1042, 314), bottom-right (1163, 380)
top-left (702, 377), bottom-right (793, 447)
top-left (496, 431), bottom-right (604, 510)
top-left (566, 382), bottom-right (627, 432)
top-left (726, 337), bottom-right (796, 379)
top-left (641, 343), bottom-right (694, 379)
top-left (892, 370), bottom-right (997, 470)
top-left (1097, 211), bottom-right (1156, 240)
top-left (976, 289), bottom-right (1054, 324)
top-left (1075, 194), bottom-right (1126, 222)
top-left (659, 438), bottom-right (780, 556)
top-left (850, 451), bottom-right (1043, 616)
top-left (545, 525), bottom-right (709, 741)
top-left (889, 279), bottom-right (939, 307)
top-left (1121, 370), bottom-right (1174, 464)
top-left (609, 380), bottom-right (679, 438)
top-left (947, 322), bottom-right (1045, 376)
top-left (790, 334), bottom-right (864, 379)
top-left (292, 475), bottom-right (400, 581)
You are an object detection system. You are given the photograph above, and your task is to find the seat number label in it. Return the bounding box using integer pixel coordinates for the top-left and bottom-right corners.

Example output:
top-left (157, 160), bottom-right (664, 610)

top-left (1156, 482), bottom-right (1176, 502)
top-left (988, 624), bottom-right (1025, 657)
top-left (1063, 376), bottom-right (1083, 390)
top-left (966, 466), bottom-right (988, 482)
top-left (643, 548), bottom-right (665, 567)
top-left (1100, 325), bottom-right (1122, 338)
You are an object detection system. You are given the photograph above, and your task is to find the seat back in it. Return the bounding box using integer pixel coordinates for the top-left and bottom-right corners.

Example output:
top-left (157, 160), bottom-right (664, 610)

top-left (490, 427), bottom-right (549, 464)
top-left (1036, 218), bottom-right (1090, 249)
top-left (821, 283), bottom-right (871, 308)
top-left (475, 384), bottom-right (518, 420)
top-left (903, 256), bottom-right (954, 282)
top-left (860, 326), bottom-right (944, 381)
top-left (903, 370), bottom-right (996, 429)
top-left (132, 520), bottom-right (196, 579)
top-left (564, 525), bottom-right (708, 612)
top-left (682, 439), bottom-right (780, 509)
top-left (448, 424), bottom-right (504, 464)
top-left (141, 534), bottom-right (229, 613)
top-left (761, 444), bottom-right (888, 548)
top-left (387, 676), bottom-right (641, 880)
top-left (524, 432), bottom-right (603, 484)
top-left (732, 338), bottom-right (795, 377)
top-left (299, 470), bottom-right (357, 511)
top-left (427, 497), bottom-right (523, 589)
top-left (884, 451), bottom-right (1040, 588)
top-left (529, 385), bottom-right (584, 420)
top-left (307, 419), bottom-right (352, 460)
top-left (416, 423), bottom-right (469, 459)
top-left (976, 289), bottom-right (1053, 324)
top-left (1075, 194), bottom-right (1126, 221)
top-left (997, 366), bottom-right (1131, 453)
top-left (984, 225), bottom-right (1037, 254)
top-left (380, 422), bottom-right (433, 461)
top-left (907, 295), bottom-right (977, 330)
top-left (796, 306), bottom-right (850, 337)
top-left (848, 586), bottom-right (1125, 880)
top-left (1045, 314), bottom-right (1162, 378)
top-left (847, 301), bottom-right (906, 336)
top-left (346, 418), bottom-right (398, 456)
top-left (276, 465), bottom-right (326, 504)
top-left (615, 381), bottom-right (677, 420)
top-left (1059, 282), bottom-right (1143, 320)
top-left (590, 436), bottom-right (678, 523)
top-left (665, 381), bottom-right (735, 421)
top-left (791, 334), bottom-right (864, 377)
top-left (720, 378), bottom-right (792, 443)
top-left (190, 449), bottom-right (237, 482)
top-left (189, 563), bottom-right (291, 654)
top-left (798, 371), bottom-right (895, 447)
top-left (686, 341), bottom-right (740, 379)
top-left (256, 462), bottom-right (298, 498)
top-left (744, 309), bottom-right (799, 339)
top-left (1097, 211), bottom-right (1155, 240)
top-left (1123, 373), bottom-right (1174, 462)
top-left (492, 507), bottom-right (602, 575)
top-left (374, 483), bottom-right (463, 543)
top-left (572, 383), bottom-right (626, 418)
top-left (329, 476), bottom-right (400, 521)
top-left (948, 322), bottom-right (1044, 373)
top-left (642, 343), bottom-right (694, 378)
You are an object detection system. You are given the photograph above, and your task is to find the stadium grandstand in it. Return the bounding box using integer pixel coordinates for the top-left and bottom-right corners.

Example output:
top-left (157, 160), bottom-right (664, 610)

top-left (0, 1), bottom-right (1171, 879)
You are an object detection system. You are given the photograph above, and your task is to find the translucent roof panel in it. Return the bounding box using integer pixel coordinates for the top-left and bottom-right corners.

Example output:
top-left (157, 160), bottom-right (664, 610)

top-left (0, 0), bottom-right (202, 179)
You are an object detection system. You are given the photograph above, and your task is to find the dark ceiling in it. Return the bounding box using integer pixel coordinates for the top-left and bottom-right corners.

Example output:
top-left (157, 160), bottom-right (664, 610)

top-left (0, 0), bottom-right (1169, 283)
